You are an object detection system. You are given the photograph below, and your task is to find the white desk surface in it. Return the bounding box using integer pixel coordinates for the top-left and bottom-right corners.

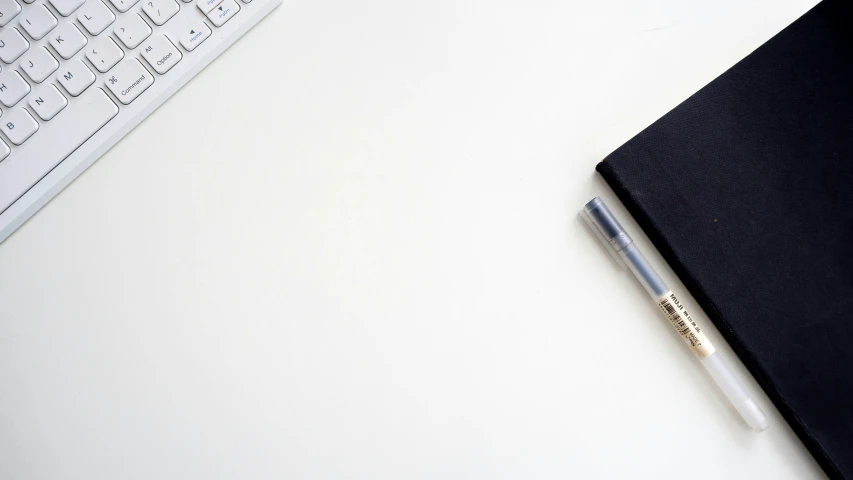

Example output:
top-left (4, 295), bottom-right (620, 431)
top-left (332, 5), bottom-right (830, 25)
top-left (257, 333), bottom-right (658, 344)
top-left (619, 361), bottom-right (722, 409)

top-left (0, 0), bottom-right (828, 478)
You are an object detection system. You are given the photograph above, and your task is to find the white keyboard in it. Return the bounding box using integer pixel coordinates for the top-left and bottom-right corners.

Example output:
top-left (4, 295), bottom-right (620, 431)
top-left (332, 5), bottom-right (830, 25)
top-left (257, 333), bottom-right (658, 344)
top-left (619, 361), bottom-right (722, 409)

top-left (0, 0), bottom-right (281, 242)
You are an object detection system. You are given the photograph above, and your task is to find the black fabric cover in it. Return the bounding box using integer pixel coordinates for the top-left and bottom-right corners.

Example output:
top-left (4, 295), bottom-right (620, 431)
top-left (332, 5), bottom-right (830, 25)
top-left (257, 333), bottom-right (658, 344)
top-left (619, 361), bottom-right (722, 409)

top-left (597, 1), bottom-right (853, 478)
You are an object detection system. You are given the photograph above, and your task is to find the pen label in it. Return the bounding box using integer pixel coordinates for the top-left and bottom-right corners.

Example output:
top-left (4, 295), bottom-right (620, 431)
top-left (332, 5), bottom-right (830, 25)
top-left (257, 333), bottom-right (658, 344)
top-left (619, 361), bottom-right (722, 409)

top-left (657, 291), bottom-right (716, 358)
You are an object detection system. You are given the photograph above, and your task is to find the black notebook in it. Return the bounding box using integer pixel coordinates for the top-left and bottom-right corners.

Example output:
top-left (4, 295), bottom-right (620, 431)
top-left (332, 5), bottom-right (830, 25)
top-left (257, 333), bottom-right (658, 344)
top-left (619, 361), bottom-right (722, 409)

top-left (597, 1), bottom-right (853, 478)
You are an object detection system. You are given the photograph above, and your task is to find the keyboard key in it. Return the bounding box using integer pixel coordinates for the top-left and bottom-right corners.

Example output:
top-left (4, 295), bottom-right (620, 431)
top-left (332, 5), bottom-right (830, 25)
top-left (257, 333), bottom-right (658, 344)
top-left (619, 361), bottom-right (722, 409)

top-left (48, 23), bottom-right (87, 59)
top-left (77, 0), bottom-right (114, 35)
top-left (0, 0), bottom-right (21, 27)
top-left (105, 58), bottom-right (153, 104)
top-left (0, 139), bottom-right (9, 162)
top-left (0, 70), bottom-right (29, 107)
top-left (106, 0), bottom-right (138, 13)
top-left (28, 83), bottom-right (67, 120)
top-left (57, 59), bottom-right (95, 96)
top-left (114, 13), bottom-right (150, 49)
top-left (48, 0), bottom-right (84, 16)
top-left (20, 47), bottom-right (58, 83)
top-left (196, 0), bottom-right (220, 14)
top-left (179, 21), bottom-right (210, 52)
top-left (0, 87), bottom-right (117, 211)
top-left (140, 34), bottom-right (181, 74)
top-left (19, 4), bottom-right (57, 40)
top-left (1, 107), bottom-right (38, 145)
top-left (0, 27), bottom-right (29, 64)
top-left (142, 0), bottom-right (178, 26)
top-left (86, 36), bottom-right (123, 73)
top-left (206, 0), bottom-right (238, 27)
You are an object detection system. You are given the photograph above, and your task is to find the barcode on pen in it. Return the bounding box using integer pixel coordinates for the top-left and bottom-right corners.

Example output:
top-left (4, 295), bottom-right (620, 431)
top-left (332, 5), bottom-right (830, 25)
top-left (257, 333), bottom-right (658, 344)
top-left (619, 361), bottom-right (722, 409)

top-left (660, 299), bottom-right (691, 335)
top-left (656, 291), bottom-right (716, 358)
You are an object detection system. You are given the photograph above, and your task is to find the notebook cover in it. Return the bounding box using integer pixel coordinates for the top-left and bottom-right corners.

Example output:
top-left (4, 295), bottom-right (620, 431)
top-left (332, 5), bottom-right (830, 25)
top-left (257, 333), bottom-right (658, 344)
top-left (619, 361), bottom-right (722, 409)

top-left (597, 1), bottom-right (853, 478)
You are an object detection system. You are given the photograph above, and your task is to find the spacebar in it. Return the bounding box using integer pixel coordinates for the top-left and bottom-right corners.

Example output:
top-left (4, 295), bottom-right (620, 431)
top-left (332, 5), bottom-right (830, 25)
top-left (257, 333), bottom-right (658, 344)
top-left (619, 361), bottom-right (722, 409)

top-left (0, 88), bottom-right (119, 214)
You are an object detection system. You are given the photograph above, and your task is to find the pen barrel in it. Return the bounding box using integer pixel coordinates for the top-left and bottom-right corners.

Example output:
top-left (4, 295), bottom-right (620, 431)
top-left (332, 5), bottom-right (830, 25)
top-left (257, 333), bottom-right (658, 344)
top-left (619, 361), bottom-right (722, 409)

top-left (701, 352), bottom-right (768, 431)
top-left (619, 244), bottom-right (669, 299)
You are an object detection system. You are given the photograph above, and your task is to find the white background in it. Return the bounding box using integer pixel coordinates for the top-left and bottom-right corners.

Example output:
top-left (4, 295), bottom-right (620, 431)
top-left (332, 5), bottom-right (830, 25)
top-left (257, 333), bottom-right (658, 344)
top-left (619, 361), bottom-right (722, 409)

top-left (0, 0), bottom-right (828, 478)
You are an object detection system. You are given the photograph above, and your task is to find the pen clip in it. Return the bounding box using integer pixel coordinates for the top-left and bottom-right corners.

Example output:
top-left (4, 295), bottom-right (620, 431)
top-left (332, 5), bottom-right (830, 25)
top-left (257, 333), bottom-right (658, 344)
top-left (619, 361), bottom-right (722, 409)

top-left (579, 208), bottom-right (627, 270)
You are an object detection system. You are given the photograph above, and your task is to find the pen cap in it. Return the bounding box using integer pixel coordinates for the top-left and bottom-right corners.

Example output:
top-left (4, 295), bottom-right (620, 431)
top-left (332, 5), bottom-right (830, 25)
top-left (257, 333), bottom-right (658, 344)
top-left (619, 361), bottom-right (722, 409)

top-left (582, 197), bottom-right (634, 253)
top-left (580, 198), bottom-right (627, 270)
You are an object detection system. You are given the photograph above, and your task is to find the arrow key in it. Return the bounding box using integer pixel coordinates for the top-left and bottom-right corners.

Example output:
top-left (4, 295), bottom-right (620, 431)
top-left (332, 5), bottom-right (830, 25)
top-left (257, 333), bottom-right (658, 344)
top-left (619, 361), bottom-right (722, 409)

top-left (206, 0), bottom-right (238, 27)
top-left (86, 36), bottom-right (124, 73)
top-left (196, 0), bottom-right (220, 14)
top-left (179, 21), bottom-right (211, 52)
